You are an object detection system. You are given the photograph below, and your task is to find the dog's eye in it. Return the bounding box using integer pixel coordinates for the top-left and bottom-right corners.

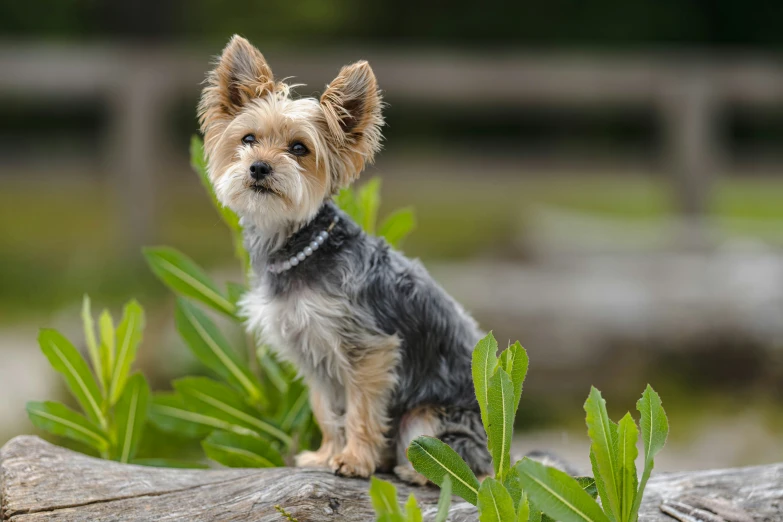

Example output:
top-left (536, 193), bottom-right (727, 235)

top-left (242, 134), bottom-right (256, 145)
top-left (289, 142), bottom-right (309, 156)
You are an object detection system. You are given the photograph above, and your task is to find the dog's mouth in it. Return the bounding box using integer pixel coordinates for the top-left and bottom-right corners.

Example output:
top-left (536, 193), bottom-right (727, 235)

top-left (249, 183), bottom-right (278, 196)
top-left (250, 184), bottom-right (271, 194)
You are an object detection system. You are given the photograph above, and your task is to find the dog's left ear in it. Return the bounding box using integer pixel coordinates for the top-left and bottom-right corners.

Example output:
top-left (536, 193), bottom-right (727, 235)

top-left (321, 61), bottom-right (384, 185)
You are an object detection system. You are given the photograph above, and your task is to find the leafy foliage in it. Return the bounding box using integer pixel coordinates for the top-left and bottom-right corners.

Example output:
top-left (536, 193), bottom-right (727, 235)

top-left (335, 177), bottom-right (416, 248)
top-left (145, 136), bottom-right (416, 467)
top-left (478, 477), bottom-right (516, 522)
top-left (368, 475), bottom-right (452, 522)
top-left (407, 332), bottom-right (531, 518)
top-left (406, 332), bottom-right (668, 522)
top-left (27, 296), bottom-right (150, 463)
top-left (518, 386), bottom-right (668, 522)
top-left (144, 247), bottom-right (237, 318)
top-left (202, 430), bottom-right (285, 468)
top-left (406, 436), bottom-right (481, 505)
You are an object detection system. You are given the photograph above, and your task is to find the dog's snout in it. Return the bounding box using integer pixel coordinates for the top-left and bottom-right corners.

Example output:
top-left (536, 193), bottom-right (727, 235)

top-left (249, 161), bottom-right (272, 181)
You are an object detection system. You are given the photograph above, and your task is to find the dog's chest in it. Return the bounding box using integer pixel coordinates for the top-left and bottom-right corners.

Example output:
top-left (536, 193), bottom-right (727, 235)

top-left (240, 282), bottom-right (352, 384)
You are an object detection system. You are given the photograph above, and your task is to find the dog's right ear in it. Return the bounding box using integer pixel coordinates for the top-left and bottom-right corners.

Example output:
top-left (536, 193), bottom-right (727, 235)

top-left (199, 35), bottom-right (275, 131)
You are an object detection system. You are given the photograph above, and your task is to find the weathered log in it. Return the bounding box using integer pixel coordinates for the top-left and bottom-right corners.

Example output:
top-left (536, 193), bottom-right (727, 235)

top-left (1, 436), bottom-right (780, 521)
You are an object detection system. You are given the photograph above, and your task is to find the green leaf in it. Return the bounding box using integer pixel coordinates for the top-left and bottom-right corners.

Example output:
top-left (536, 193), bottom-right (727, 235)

top-left (279, 381), bottom-right (311, 433)
top-left (504, 465), bottom-right (524, 512)
top-left (378, 207), bottom-right (416, 248)
top-left (81, 295), bottom-right (103, 391)
top-left (576, 477), bottom-right (598, 500)
top-left (26, 401), bottom-right (108, 452)
top-left (477, 477), bottom-right (516, 522)
top-left (175, 377), bottom-right (291, 446)
top-left (226, 282), bottom-right (247, 307)
top-left (109, 300), bottom-right (145, 405)
top-left (380, 508), bottom-right (405, 522)
top-left (517, 493), bottom-right (530, 522)
top-left (131, 458), bottom-right (208, 469)
top-left (174, 299), bottom-right (263, 404)
top-left (499, 341), bottom-right (529, 414)
top-left (637, 385), bottom-right (668, 471)
top-left (38, 329), bottom-right (106, 429)
top-left (202, 430), bottom-right (284, 468)
top-left (528, 503), bottom-right (542, 522)
top-left (258, 347), bottom-right (288, 395)
top-left (190, 136), bottom-right (242, 234)
top-left (357, 178), bottom-right (381, 233)
top-left (335, 185), bottom-right (361, 223)
top-left (488, 367), bottom-right (515, 481)
top-left (516, 458), bottom-right (611, 522)
top-left (370, 476), bottom-right (402, 517)
top-left (584, 387), bottom-right (621, 521)
top-left (148, 393), bottom-right (257, 439)
top-left (98, 309), bottom-right (115, 394)
top-left (406, 436), bottom-right (480, 506)
top-left (144, 246), bottom-right (236, 317)
top-left (589, 449), bottom-right (613, 519)
top-left (434, 475), bottom-right (452, 522)
top-left (472, 331), bottom-right (499, 439)
top-left (114, 373), bottom-right (150, 463)
top-left (405, 494), bottom-right (423, 522)
top-left (630, 385), bottom-right (668, 522)
top-left (617, 413), bottom-right (639, 522)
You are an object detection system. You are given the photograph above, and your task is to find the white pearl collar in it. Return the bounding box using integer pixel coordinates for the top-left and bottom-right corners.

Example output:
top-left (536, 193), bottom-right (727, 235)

top-left (267, 215), bottom-right (340, 274)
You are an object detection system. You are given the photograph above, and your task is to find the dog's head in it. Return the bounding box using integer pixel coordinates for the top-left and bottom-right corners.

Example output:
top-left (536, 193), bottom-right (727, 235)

top-left (198, 35), bottom-right (383, 229)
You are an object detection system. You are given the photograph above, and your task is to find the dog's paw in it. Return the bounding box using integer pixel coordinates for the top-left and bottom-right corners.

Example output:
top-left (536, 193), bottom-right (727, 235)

top-left (330, 451), bottom-right (375, 478)
top-left (295, 450), bottom-right (331, 468)
top-left (394, 464), bottom-right (429, 486)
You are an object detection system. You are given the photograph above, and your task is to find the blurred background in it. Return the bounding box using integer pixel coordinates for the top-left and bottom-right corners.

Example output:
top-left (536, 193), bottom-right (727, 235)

top-left (2, 1), bottom-right (783, 472)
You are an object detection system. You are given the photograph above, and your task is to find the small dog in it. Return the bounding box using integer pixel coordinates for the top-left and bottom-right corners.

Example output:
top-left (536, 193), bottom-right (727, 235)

top-left (198, 35), bottom-right (492, 482)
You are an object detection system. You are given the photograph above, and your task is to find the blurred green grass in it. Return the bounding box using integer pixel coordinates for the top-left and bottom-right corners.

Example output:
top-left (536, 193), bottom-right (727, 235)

top-left (2, 174), bottom-right (782, 321)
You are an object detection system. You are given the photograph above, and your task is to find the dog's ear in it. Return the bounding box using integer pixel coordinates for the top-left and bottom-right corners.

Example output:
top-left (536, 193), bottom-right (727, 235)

top-left (199, 35), bottom-right (275, 128)
top-left (321, 61), bottom-right (384, 185)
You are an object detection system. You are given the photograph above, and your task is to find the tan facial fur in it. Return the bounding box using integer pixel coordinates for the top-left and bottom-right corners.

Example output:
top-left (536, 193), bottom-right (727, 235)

top-left (198, 35), bottom-right (384, 232)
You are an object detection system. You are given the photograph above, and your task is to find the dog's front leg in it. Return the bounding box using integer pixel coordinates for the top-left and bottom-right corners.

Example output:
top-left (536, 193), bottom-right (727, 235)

top-left (330, 337), bottom-right (400, 478)
top-left (295, 388), bottom-right (342, 468)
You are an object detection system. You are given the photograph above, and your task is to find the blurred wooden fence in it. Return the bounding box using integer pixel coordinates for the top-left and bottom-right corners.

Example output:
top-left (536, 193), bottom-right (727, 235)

top-left (1, 45), bottom-right (783, 247)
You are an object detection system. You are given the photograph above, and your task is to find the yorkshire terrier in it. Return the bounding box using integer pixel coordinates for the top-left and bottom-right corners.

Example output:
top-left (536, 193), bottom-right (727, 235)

top-left (198, 35), bottom-right (492, 482)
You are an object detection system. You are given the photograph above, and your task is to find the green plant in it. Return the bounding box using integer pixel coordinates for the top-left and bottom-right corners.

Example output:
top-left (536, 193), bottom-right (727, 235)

top-left (370, 475), bottom-right (453, 522)
top-left (406, 332), bottom-right (668, 522)
top-left (334, 177), bottom-right (416, 248)
top-left (26, 296), bottom-right (149, 463)
top-left (515, 386), bottom-right (668, 522)
top-left (144, 136), bottom-right (416, 468)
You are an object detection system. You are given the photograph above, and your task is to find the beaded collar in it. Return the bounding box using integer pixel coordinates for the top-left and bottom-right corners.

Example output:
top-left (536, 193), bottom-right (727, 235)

top-left (266, 215), bottom-right (340, 274)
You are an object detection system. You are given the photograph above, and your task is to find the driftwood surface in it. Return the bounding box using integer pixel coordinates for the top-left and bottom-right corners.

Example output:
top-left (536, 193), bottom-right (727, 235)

top-left (1, 436), bottom-right (781, 521)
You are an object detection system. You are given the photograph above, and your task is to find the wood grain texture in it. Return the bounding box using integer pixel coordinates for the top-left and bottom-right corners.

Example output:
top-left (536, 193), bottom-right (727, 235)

top-left (2, 436), bottom-right (781, 521)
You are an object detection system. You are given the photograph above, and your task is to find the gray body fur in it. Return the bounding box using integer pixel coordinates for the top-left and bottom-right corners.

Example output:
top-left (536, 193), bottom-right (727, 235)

top-left (240, 201), bottom-right (492, 475)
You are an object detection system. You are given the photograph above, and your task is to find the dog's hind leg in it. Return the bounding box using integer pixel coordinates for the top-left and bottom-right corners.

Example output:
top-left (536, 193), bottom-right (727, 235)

top-left (394, 406), bottom-right (492, 484)
top-left (435, 408), bottom-right (493, 479)
top-left (394, 406), bottom-right (441, 485)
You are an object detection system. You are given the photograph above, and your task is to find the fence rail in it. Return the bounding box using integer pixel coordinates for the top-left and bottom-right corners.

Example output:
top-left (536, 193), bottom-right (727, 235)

top-left (1, 45), bottom-right (782, 246)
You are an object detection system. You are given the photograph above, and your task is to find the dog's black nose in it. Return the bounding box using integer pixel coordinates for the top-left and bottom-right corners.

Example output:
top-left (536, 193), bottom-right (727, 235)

top-left (249, 161), bottom-right (272, 181)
